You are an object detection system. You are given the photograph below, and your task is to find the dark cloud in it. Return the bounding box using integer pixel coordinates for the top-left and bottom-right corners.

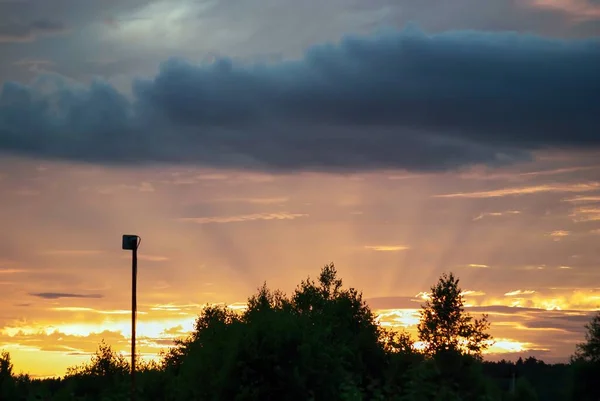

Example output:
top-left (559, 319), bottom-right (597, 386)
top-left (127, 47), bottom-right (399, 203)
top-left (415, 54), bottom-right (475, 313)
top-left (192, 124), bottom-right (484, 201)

top-left (523, 318), bottom-right (587, 332)
top-left (0, 27), bottom-right (599, 172)
top-left (468, 305), bottom-right (543, 315)
top-left (0, 19), bottom-right (67, 42)
top-left (29, 292), bottom-right (103, 299)
top-left (1, 0), bottom-right (599, 84)
top-left (332, 0), bottom-right (596, 38)
top-left (153, 338), bottom-right (178, 346)
top-left (0, 0), bottom-right (150, 27)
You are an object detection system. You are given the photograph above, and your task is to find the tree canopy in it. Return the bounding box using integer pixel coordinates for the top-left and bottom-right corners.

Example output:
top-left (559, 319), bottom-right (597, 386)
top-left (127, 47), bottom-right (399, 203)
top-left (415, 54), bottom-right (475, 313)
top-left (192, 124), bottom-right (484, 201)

top-left (573, 311), bottom-right (600, 363)
top-left (570, 311), bottom-right (600, 401)
top-left (0, 263), bottom-right (594, 401)
top-left (417, 272), bottom-right (492, 358)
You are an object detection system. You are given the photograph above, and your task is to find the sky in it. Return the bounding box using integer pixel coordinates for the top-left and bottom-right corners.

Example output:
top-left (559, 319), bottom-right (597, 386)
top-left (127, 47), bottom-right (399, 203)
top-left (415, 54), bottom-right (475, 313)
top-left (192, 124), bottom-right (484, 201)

top-left (1, 0), bottom-right (600, 378)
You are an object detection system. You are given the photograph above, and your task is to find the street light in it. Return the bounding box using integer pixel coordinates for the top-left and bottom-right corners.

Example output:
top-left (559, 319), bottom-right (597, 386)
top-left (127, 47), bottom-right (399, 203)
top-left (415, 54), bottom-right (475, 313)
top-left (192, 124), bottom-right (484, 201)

top-left (122, 234), bottom-right (141, 401)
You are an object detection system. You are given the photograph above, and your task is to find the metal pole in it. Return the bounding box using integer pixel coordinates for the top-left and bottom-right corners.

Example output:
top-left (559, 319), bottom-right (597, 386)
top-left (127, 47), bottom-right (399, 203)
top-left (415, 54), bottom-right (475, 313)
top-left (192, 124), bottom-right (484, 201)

top-left (122, 234), bottom-right (140, 401)
top-left (131, 244), bottom-right (137, 401)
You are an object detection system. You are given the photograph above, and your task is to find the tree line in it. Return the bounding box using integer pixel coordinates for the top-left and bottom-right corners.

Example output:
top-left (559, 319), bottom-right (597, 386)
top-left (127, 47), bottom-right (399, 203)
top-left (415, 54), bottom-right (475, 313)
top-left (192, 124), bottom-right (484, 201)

top-left (1, 263), bottom-right (598, 400)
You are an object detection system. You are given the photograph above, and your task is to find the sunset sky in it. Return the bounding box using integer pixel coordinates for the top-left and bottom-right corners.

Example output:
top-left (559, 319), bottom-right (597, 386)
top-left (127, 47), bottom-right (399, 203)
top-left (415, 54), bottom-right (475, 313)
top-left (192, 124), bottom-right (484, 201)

top-left (1, 0), bottom-right (600, 378)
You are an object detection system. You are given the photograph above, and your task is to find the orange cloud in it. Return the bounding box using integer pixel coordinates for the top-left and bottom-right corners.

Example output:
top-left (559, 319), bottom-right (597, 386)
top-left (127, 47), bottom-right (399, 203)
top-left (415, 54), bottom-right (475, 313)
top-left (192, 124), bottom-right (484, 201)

top-left (505, 290), bottom-right (536, 296)
top-left (39, 250), bottom-right (105, 256)
top-left (549, 230), bottom-right (570, 240)
top-left (0, 269), bottom-right (27, 274)
top-left (462, 290), bottom-right (486, 297)
top-left (364, 245), bottom-right (410, 252)
top-left (50, 307), bottom-right (143, 315)
top-left (132, 254), bottom-right (169, 262)
top-left (79, 182), bottom-right (155, 194)
top-left (487, 338), bottom-right (535, 354)
top-left (569, 206), bottom-right (600, 222)
top-left (563, 195), bottom-right (600, 203)
top-left (211, 197), bottom-right (290, 205)
top-left (473, 210), bottom-right (521, 221)
top-left (525, 0), bottom-right (600, 20)
top-left (487, 290), bottom-right (600, 311)
top-left (459, 166), bottom-right (597, 181)
top-left (435, 182), bottom-right (600, 198)
top-left (179, 212), bottom-right (307, 224)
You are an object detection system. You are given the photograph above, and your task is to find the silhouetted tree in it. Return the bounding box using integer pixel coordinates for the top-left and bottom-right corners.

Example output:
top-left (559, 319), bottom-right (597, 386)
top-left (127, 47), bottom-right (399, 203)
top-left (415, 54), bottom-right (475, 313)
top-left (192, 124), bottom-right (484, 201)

top-left (164, 263), bottom-right (394, 401)
top-left (414, 273), bottom-right (498, 401)
top-left (65, 340), bottom-right (130, 400)
top-left (571, 311), bottom-right (600, 401)
top-left (0, 351), bottom-right (16, 400)
top-left (574, 311), bottom-right (600, 363)
top-left (417, 272), bottom-right (492, 358)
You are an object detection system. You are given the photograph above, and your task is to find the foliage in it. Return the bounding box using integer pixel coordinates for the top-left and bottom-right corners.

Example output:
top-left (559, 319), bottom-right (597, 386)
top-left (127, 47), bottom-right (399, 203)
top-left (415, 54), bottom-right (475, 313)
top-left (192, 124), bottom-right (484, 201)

top-left (165, 263), bottom-right (390, 401)
top-left (66, 340), bottom-right (130, 378)
top-left (0, 350), bottom-right (16, 400)
top-left (573, 310), bottom-right (600, 363)
top-left (64, 340), bottom-right (130, 400)
top-left (509, 377), bottom-right (539, 401)
top-left (570, 311), bottom-right (600, 401)
top-left (0, 352), bottom-right (12, 378)
top-left (570, 358), bottom-right (600, 401)
top-left (0, 264), bottom-right (593, 401)
top-left (417, 272), bottom-right (492, 358)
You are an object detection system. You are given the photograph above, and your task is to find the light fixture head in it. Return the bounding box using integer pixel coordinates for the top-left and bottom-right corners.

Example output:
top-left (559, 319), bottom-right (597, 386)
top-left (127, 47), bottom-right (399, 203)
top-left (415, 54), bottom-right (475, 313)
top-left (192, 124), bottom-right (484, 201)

top-left (122, 234), bottom-right (139, 250)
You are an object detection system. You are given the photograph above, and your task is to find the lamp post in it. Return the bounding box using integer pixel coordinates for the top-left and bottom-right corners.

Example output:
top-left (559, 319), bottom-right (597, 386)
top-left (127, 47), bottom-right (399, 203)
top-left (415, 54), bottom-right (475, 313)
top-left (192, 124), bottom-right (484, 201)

top-left (122, 234), bottom-right (141, 401)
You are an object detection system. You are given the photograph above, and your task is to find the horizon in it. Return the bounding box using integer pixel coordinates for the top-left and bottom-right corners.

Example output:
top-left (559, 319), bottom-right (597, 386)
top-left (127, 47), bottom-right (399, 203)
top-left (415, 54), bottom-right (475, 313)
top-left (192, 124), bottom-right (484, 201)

top-left (1, 0), bottom-right (600, 379)
top-left (1, 266), bottom-right (587, 379)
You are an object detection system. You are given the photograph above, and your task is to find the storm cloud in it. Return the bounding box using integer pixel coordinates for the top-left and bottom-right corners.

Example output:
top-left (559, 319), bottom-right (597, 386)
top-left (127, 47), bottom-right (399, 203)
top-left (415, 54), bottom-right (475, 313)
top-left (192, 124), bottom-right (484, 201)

top-left (0, 27), bottom-right (599, 172)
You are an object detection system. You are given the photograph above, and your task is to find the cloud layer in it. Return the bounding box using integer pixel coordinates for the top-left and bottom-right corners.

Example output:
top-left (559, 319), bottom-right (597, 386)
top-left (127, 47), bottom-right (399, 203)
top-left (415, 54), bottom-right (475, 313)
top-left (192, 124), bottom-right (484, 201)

top-left (0, 27), bottom-right (599, 172)
top-left (0, 19), bottom-right (67, 42)
top-left (30, 292), bottom-right (104, 300)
